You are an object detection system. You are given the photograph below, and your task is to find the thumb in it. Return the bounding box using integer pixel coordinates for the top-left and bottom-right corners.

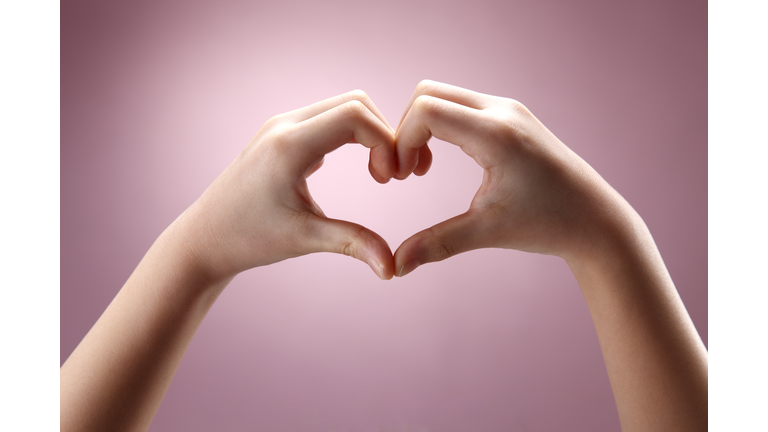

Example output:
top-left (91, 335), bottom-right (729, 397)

top-left (305, 215), bottom-right (394, 280)
top-left (394, 211), bottom-right (489, 277)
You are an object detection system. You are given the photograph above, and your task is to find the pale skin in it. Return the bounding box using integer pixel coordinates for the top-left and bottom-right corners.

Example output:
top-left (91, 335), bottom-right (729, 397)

top-left (60, 81), bottom-right (707, 431)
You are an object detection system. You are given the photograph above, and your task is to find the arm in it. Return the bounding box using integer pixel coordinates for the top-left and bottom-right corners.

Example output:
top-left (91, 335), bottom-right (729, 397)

top-left (392, 80), bottom-right (707, 431)
top-left (60, 90), bottom-right (397, 432)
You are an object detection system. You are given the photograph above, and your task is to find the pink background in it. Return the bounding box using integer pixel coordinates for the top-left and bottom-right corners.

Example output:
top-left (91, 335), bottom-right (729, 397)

top-left (61, 0), bottom-right (706, 430)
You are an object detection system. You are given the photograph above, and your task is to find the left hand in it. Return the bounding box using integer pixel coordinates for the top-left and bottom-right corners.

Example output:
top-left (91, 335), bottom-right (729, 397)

top-left (179, 90), bottom-right (397, 281)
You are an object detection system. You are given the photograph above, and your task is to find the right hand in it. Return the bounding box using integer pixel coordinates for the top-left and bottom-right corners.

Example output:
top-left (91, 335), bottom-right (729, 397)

top-left (392, 80), bottom-right (638, 277)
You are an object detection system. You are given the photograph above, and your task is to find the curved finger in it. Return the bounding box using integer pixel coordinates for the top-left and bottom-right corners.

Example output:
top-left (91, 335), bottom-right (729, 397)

top-left (413, 144), bottom-right (433, 176)
top-left (368, 154), bottom-right (390, 184)
top-left (287, 100), bottom-right (396, 180)
top-left (396, 80), bottom-right (494, 130)
top-left (305, 215), bottom-right (394, 280)
top-left (393, 210), bottom-right (490, 277)
top-left (285, 90), bottom-right (393, 132)
top-left (394, 95), bottom-right (491, 179)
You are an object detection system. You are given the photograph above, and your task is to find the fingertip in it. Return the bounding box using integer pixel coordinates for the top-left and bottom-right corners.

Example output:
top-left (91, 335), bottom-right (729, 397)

top-left (368, 157), bottom-right (391, 184)
top-left (413, 165), bottom-right (429, 176)
top-left (413, 146), bottom-right (432, 176)
top-left (366, 258), bottom-right (385, 280)
top-left (376, 261), bottom-right (395, 280)
top-left (394, 130), bottom-right (429, 180)
top-left (393, 171), bottom-right (410, 181)
top-left (367, 250), bottom-right (395, 280)
top-left (393, 236), bottom-right (423, 278)
top-left (394, 150), bottom-right (418, 180)
top-left (355, 227), bottom-right (395, 281)
top-left (398, 258), bottom-right (421, 278)
top-left (369, 139), bottom-right (396, 181)
top-left (311, 216), bottom-right (394, 280)
top-left (394, 248), bottom-right (421, 278)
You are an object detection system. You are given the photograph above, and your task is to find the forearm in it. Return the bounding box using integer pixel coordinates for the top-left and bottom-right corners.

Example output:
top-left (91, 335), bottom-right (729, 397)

top-left (566, 209), bottom-right (707, 432)
top-left (60, 92), bottom-right (398, 431)
top-left (60, 210), bottom-right (233, 432)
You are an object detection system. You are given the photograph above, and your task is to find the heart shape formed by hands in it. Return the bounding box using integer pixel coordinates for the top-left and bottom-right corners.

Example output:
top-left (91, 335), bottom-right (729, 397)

top-left (194, 80), bottom-right (618, 283)
top-left (292, 81), bottom-right (615, 281)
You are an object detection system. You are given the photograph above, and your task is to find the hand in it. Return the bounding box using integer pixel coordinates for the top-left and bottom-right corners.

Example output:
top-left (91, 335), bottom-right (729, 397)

top-left (391, 81), bottom-right (708, 430)
top-left (180, 90), bottom-right (398, 281)
top-left (392, 80), bottom-right (635, 276)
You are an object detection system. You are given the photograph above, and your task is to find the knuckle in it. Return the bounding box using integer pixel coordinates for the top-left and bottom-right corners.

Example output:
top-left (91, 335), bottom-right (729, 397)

top-left (423, 227), bottom-right (458, 262)
top-left (262, 114), bottom-right (285, 130)
top-left (487, 99), bottom-right (532, 142)
top-left (416, 79), bottom-right (437, 95)
top-left (413, 95), bottom-right (439, 117)
top-left (266, 125), bottom-right (296, 155)
top-left (339, 241), bottom-right (354, 257)
top-left (502, 97), bottom-right (531, 116)
top-left (431, 242), bottom-right (456, 262)
top-left (335, 224), bottom-right (370, 259)
top-left (345, 89), bottom-right (371, 104)
top-left (339, 99), bottom-right (369, 119)
top-left (490, 113), bottom-right (517, 138)
top-left (337, 239), bottom-right (359, 259)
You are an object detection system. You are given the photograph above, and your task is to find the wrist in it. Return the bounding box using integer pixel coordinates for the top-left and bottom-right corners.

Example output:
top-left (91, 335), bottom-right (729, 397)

top-left (158, 205), bottom-right (238, 292)
top-left (561, 195), bottom-right (657, 286)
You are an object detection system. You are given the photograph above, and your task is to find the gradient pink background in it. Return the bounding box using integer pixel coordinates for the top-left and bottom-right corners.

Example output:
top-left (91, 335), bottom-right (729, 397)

top-left (61, 0), bottom-right (707, 430)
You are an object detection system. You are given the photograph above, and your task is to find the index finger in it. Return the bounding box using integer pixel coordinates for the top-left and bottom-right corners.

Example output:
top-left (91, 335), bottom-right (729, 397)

top-left (396, 80), bottom-right (495, 130)
top-left (394, 95), bottom-right (492, 179)
top-left (285, 90), bottom-right (394, 133)
top-left (286, 100), bottom-right (396, 180)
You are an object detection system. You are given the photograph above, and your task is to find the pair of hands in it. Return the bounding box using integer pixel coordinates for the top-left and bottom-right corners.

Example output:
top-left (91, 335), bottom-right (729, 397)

top-left (182, 80), bottom-right (628, 282)
top-left (61, 80), bottom-right (707, 432)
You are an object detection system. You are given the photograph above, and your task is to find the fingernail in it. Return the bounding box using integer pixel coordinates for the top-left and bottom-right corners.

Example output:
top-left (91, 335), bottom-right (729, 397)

top-left (369, 259), bottom-right (384, 280)
top-left (398, 259), bottom-right (420, 278)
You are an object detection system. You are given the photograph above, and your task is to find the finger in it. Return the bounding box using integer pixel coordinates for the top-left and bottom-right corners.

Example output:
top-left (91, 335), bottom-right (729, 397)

top-left (305, 215), bottom-right (395, 280)
top-left (368, 154), bottom-right (390, 184)
top-left (285, 90), bottom-right (394, 132)
top-left (413, 144), bottom-right (433, 176)
top-left (393, 210), bottom-right (489, 277)
top-left (394, 95), bottom-right (490, 179)
top-left (288, 100), bottom-right (396, 180)
top-left (396, 80), bottom-right (494, 130)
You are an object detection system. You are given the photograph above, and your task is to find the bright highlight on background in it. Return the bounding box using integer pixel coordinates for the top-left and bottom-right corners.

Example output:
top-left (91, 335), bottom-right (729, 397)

top-left (61, 0), bottom-right (706, 430)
